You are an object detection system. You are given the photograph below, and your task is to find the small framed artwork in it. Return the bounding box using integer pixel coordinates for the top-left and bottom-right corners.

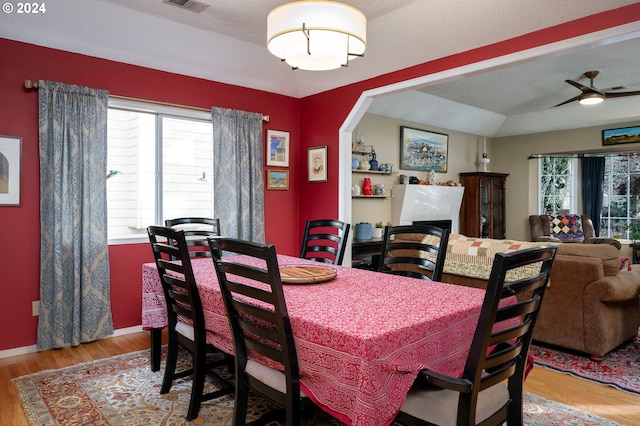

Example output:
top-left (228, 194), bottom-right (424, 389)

top-left (0, 135), bottom-right (22, 206)
top-left (266, 169), bottom-right (289, 190)
top-left (400, 126), bottom-right (448, 172)
top-left (602, 125), bottom-right (640, 146)
top-left (308, 146), bottom-right (327, 182)
top-left (266, 129), bottom-right (290, 167)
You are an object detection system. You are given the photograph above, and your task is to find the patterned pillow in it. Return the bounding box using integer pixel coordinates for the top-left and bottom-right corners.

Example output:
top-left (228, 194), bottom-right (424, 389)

top-left (548, 214), bottom-right (584, 241)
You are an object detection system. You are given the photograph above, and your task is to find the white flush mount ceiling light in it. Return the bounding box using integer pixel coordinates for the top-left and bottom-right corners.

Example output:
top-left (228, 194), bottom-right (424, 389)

top-left (267, 1), bottom-right (367, 71)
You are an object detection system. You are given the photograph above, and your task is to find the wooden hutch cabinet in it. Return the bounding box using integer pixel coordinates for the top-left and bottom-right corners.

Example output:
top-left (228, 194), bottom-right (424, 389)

top-left (459, 172), bottom-right (509, 239)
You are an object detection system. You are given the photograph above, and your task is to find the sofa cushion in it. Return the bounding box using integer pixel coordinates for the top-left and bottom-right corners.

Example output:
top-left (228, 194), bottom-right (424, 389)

top-left (548, 214), bottom-right (584, 241)
top-left (556, 243), bottom-right (620, 276)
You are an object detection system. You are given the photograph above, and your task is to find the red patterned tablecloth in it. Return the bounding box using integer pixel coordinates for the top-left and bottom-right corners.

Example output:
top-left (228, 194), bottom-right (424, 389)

top-left (142, 255), bottom-right (488, 426)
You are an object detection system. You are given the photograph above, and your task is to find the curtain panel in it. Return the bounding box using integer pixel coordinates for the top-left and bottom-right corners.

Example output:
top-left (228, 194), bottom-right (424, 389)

top-left (582, 156), bottom-right (605, 236)
top-left (212, 107), bottom-right (265, 242)
top-left (38, 80), bottom-right (113, 349)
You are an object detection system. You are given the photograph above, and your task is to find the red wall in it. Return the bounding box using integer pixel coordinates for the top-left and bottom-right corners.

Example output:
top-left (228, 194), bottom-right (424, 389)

top-left (0, 39), bottom-right (300, 350)
top-left (1, 4), bottom-right (638, 351)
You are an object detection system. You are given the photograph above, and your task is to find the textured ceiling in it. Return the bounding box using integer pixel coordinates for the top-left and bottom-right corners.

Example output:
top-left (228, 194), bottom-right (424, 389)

top-left (1, 0), bottom-right (639, 137)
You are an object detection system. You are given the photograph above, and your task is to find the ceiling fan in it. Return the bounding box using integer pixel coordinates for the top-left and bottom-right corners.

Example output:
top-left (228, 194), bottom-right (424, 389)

top-left (554, 70), bottom-right (640, 107)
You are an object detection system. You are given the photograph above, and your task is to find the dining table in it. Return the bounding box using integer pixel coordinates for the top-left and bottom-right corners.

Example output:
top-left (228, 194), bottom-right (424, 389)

top-left (142, 254), bottom-right (497, 426)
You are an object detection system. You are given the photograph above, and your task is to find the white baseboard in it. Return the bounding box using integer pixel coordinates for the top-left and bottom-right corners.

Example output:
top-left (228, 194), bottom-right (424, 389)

top-left (0, 325), bottom-right (145, 360)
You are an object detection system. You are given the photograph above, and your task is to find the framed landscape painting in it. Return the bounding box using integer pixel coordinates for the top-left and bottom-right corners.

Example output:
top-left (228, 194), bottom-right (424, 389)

top-left (266, 129), bottom-right (290, 167)
top-left (0, 135), bottom-right (21, 206)
top-left (266, 169), bottom-right (289, 190)
top-left (400, 126), bottom-right (448, 172)
top-left (602, 125), bottom-right (640, 146)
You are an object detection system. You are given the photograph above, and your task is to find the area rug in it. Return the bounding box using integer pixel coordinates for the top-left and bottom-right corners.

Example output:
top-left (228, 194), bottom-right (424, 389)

top-left (530, 329), bottom-right (640, 395)
top-left (13, 349), bottom-right (621, 425)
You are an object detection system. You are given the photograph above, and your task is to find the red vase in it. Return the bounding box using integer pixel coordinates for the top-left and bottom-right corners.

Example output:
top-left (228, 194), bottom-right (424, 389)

top-left (362, 178), bottom-right (372, 195)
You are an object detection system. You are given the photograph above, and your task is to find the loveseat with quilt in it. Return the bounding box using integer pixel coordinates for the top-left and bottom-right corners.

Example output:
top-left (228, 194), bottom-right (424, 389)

top-left (529, 213), bottom-right (621, 249)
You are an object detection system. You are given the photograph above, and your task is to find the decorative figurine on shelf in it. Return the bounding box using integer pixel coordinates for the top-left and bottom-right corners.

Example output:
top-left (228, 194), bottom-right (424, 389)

top-left (427, 169), bottom-right (436, 185)
top-left (359, 158), bottom-right (370, 170)
top-left (369, 148), bottom-right (379, 171)
top-left (355, 127), bottom-right (365, 150)
top-left (352, 156), bottom-right (359, 169)
top-left (362, 178), bottom-right (372, 195)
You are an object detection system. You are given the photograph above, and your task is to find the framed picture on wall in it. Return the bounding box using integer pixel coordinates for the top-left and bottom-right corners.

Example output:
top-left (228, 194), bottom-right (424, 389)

top-left (266, 129), bottom-right (290, 167)
top-left (400, 126), bottom-right (448, 172)
top-left (602, 125), bottom-right (640, 146)
top-left (266, 169), bottom-right (289, 190)
top-left (0, 135), bottom-right (22, 206)
top-left (308, 146), bottom-right (327, 182)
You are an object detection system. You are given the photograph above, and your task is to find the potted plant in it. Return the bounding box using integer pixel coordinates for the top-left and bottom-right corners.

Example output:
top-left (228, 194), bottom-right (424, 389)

top-left (624, 221), bottom-right (640, 264)
top-left (624, 221), bottom-right (640, 243)
top-left (372, 222), bottom-right (384, 238)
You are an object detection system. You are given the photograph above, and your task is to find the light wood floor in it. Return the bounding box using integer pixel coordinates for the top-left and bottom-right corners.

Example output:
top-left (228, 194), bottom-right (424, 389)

top-left (1, 331), bottom-right (639, 425)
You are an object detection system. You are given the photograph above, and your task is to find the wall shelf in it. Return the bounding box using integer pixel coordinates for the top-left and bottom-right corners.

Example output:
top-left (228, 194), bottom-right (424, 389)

top-left (352, 169), bottom-right (394, 175)
top-left (352, 195), bottom-right (388, 199)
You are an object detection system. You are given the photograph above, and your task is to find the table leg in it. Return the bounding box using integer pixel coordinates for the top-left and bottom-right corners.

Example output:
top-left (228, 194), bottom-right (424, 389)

top-left (150, 328), bottom-right (162, 371)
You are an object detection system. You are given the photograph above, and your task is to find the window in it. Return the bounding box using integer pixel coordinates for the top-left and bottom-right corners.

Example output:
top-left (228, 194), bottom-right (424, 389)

top-left (538, 156), bottom-right (578, 214)
top-left (601, 153), bottom-right (640, 239)
top-left (107, 100), bottom-right (213, 241)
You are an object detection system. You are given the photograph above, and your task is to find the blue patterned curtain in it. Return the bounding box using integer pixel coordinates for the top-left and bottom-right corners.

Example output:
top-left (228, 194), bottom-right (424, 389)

top-left (211, 107), bottom-right (265, 242)
top-left (38, 81), bottom-right (113, 349)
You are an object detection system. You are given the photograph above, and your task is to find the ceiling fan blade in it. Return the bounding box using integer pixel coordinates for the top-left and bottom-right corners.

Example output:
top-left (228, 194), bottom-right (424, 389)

top-left (565, 79), bottom-right (591, 92)
top-left (604, 90), bottom-right (640, 98)
top-left (553, 95), bottom-right (581, 107)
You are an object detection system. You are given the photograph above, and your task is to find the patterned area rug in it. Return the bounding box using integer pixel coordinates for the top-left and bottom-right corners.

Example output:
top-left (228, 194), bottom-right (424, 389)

top-left (530, 329), bottom-right (640, 395)
top-left (13, 349), bottom-right (621, 425)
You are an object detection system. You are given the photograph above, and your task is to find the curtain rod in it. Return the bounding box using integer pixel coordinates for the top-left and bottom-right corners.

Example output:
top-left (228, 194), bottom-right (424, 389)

top-left (24, 79), bottom-right (270, 122)
top-left (528, 152), bottom-right (638, 159)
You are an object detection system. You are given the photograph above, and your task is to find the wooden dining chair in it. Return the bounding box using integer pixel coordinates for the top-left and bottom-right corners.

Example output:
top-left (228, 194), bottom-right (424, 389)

top-left (378, 224), bottom-right (450, 281)
top-left (209, 237), bottom-right (315, 426)
top-left (299, 219), bottom-right (351, 265)
top-left (164, 217), bottom-right (221, 258)
top-left (147, 225), bottom-right (233, 421)
top-left (394, 245), bottom-right (557, 426)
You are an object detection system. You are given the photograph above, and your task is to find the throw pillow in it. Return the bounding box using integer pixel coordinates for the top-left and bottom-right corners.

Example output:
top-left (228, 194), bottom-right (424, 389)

top-left (548, 214), bottom-right (584, 241)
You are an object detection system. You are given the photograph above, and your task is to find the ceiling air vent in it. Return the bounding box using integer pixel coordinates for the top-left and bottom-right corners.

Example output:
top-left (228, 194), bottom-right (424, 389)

top-left (162, 0), bottom-right (209, 13)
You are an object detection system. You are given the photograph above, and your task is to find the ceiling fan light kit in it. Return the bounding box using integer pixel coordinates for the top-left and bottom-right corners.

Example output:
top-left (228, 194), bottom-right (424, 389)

top-left (578, 92), bottom-right (604, 105)
top-left (555, 70), bottom-right (640, 107)
top-left (267, 1), bottom-right (367, 71)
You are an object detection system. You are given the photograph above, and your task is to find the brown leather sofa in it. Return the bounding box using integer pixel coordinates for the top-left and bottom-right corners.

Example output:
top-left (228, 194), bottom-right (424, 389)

top-left (529, 214), bottom-right (622, 250)
top-left (532, 243), bottom-right (640, 360)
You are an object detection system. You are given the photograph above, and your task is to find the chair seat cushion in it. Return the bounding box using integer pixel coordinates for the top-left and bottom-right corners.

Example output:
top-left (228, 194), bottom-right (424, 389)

top-left (245, 359), bottom-right (306, 397)
top-left (176, 321), bottom-right (195, 340)
top-left (549, 214), bottom-right (584, 241)
top-left (399, 380), bottom-right (509, 426)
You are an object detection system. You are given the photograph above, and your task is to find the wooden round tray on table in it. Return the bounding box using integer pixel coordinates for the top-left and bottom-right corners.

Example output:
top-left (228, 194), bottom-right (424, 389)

top-left (279, 265), bottom-right (337, 284)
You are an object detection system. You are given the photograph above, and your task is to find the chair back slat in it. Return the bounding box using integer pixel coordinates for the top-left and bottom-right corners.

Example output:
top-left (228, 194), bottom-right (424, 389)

top-left (378, 224), bottom-right (450, 282)
top-left (299, 219), bottom-right (350, 265)
top-left (165, 217), bottom-right (221, 258)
